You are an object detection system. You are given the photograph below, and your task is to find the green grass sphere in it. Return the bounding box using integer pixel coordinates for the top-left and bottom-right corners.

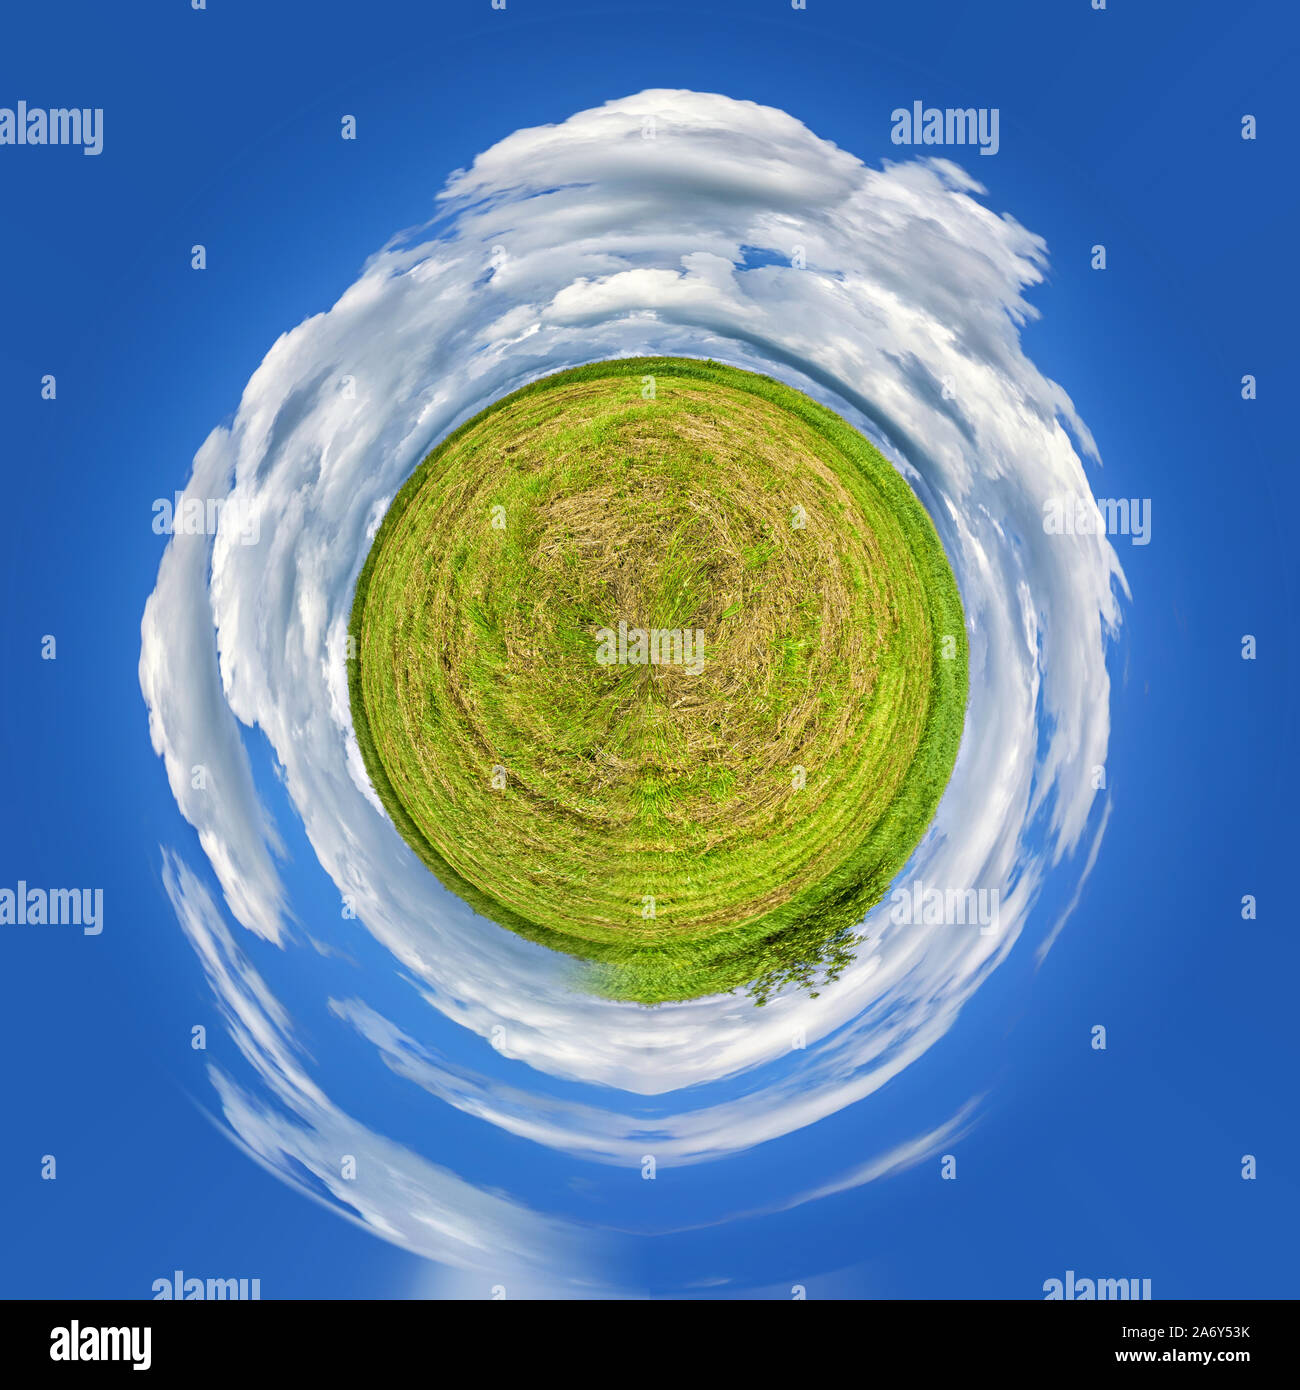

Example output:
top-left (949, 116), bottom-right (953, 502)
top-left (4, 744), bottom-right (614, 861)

top-left (349, 358), bottom-right (967, 1003)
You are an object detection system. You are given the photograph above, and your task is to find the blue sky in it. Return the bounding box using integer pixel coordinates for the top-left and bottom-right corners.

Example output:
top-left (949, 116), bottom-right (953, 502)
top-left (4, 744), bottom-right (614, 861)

top-left (1, 0), bottom-right (1297, 1299)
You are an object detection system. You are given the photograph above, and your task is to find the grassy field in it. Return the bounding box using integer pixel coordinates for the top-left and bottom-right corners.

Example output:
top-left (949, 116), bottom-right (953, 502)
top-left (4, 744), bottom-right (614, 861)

top-left (349, 357), bottom-right (967, 1003)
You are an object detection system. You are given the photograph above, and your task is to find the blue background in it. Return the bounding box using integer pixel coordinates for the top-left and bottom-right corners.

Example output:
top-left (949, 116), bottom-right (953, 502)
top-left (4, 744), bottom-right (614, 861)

top-left (1, 0), bottom-right (1296, 1298)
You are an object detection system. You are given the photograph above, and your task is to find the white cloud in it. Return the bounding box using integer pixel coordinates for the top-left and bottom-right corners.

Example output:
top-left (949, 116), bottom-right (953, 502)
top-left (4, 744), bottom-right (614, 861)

top-left (161, 851), bottom-right (609, 1281)
top-left (140, 91), bottom-right (1126, 1265)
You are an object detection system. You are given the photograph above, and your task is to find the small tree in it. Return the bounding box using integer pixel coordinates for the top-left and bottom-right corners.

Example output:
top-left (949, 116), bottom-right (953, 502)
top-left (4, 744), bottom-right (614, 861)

top-left (745, 924), bottom-right (864, 1007)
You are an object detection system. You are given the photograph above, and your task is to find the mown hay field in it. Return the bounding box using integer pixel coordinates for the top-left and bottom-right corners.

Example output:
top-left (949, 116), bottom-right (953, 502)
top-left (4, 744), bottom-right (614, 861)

top-left (349, 357), bottom-right (968, 1003)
